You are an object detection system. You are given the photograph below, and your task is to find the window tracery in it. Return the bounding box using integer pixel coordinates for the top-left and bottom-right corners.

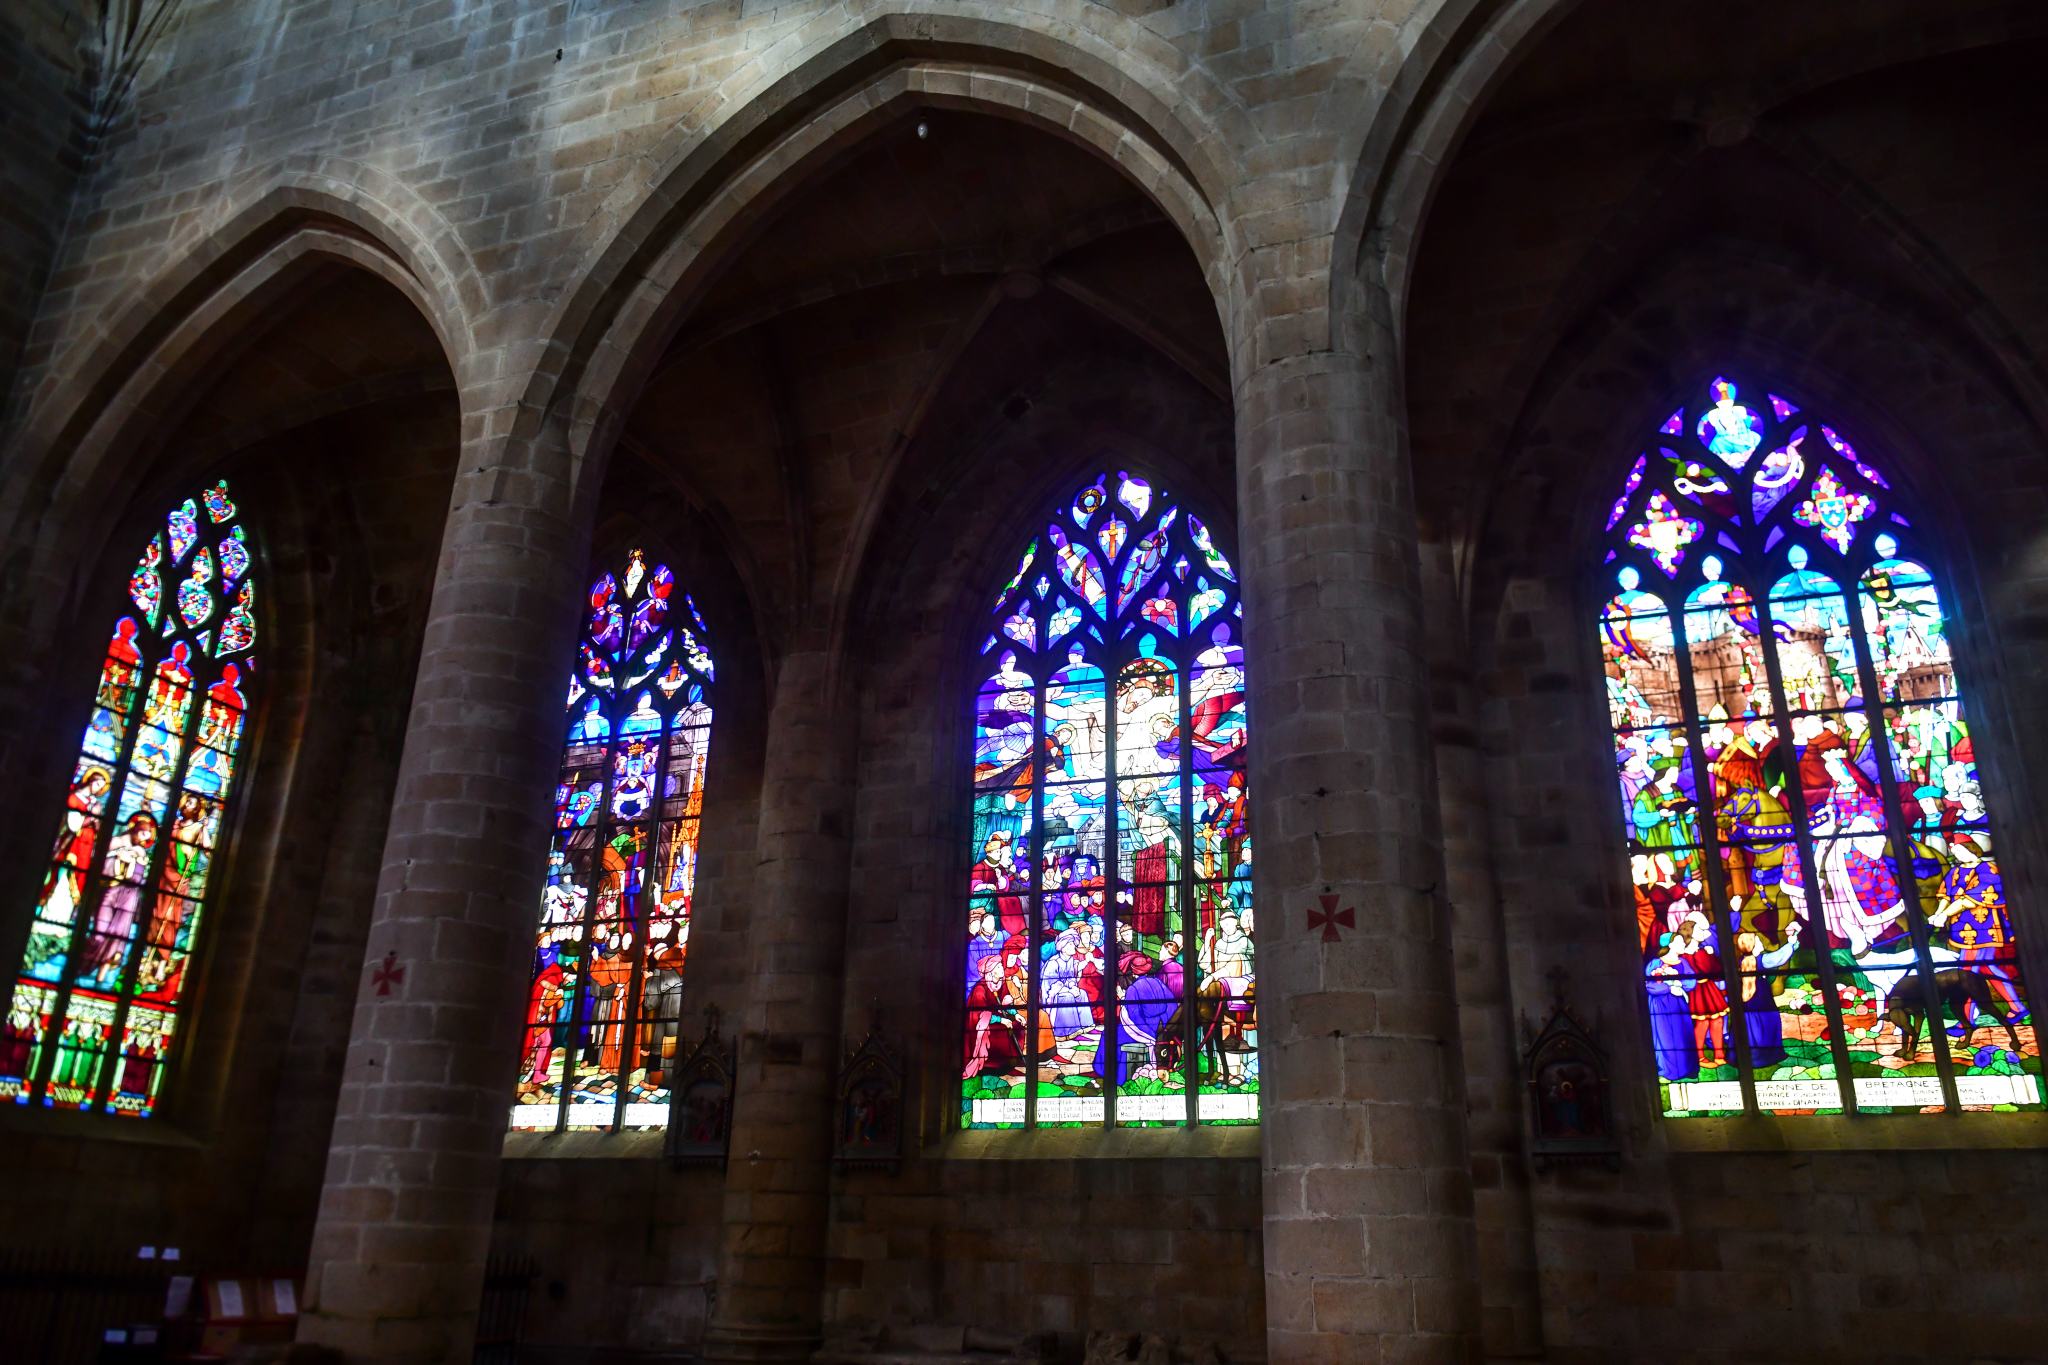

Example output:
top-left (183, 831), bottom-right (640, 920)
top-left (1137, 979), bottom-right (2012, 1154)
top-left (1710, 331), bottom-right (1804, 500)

top-left (964, 471), bottom-right (1256, 1130)
top-left (2, 481), bottom-right (257, 1118)
top-left (1600, 376), bottom-right (2039, 1116)
top-left (511, 549), bottom-right (714, 1133)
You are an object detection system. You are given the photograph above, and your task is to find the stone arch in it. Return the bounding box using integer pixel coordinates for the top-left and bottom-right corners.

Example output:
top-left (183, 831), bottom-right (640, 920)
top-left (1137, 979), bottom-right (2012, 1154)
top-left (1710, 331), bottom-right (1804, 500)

top-left (556, 67), bottom-right (1230, 435)
top-left (527, 42), bottom-right (1234, 681)
top-left (1342, 0), bottom-right (2048, 349)
top-left (534, 6), bottom-right (1242, 398)
top-left (1, 187), bottom-right (470, 645)
top-left (1394, 6), bottom-right (2048, 666)
top-left (11, 166), bottom-right (474, 459)
top-left (1463, 253), bottom-right (2048, 1132)
top-left (1328, 0), bottom-right (1589, 347)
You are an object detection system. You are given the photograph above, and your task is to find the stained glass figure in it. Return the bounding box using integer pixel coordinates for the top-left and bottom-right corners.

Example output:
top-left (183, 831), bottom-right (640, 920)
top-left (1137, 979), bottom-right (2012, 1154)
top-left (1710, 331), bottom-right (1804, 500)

top-left (963, 470), bottom-right (1255, 1131)
top-left (510, 550), bottom-right (714, 1135)
top-left (1695, 377), bottom-right (1764, 467)
top-left (1627, 491), bottom-right (1703, 577)
top-left (2, 484), bottom-right (258, 1118)
top-left (1599, 374), bottom-right (2038, 1118)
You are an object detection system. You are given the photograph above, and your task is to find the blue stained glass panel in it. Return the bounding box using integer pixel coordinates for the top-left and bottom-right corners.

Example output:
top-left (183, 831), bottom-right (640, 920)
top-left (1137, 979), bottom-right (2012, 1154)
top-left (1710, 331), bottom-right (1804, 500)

top-left (512, 551), bottom-right (716, 1135)
top-left (1596, 374), bottom-right (2038, 1118)
top-left (961, 473), bottom-right (1256, 1130)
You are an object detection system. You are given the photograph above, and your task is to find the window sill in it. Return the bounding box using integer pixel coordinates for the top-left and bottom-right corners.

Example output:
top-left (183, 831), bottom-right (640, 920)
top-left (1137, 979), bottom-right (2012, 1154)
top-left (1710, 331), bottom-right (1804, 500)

top-left (940, 1125), bottom-right (1260, 1160)
top-left (502, 1128), bottom-right (668, 1159)
top-left (0, 1102), bottom-right (204, 1148)
top-left (1657, 1110), bottom-right (2048, 1151)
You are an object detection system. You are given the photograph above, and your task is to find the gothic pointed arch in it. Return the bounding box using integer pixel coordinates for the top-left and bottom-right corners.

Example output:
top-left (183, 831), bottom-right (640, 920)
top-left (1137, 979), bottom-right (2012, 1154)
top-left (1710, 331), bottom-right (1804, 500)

top-left (511, 547), bottom-right (718, 1133)
top-left (1599, 373), bottom-right (2039, 1117)
top-left (963, 468), bottom-right (1256, 1131)
top-left (3, 481), bottom-right (260, 1118)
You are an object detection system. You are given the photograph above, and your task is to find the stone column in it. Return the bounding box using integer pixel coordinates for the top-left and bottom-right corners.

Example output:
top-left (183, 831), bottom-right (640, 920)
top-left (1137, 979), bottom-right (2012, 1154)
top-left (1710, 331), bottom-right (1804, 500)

top-left (1420, 542), bottom-right (1546, 1358)
top-left (700, 646), bottom-right (856, 1363)
top-left (1239, 280), bottom-right (1482, 1363)
top-left (298, 420), bottom-right (585, 1364)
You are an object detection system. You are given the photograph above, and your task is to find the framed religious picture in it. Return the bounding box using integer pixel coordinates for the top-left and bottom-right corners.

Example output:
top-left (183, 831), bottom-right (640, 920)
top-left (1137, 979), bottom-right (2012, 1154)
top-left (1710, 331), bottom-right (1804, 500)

top-left (834, 1013), bottom-right (905, 1173)
top-left (1522, 969), bottom-right (1620, 1170)
top-left (665, 1005), bottom-right (736, 1169)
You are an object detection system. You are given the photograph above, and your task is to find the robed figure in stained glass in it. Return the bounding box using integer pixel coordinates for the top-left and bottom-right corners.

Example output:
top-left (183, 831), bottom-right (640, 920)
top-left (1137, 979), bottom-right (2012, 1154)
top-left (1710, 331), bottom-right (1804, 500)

top-left (962, 471), bottom-right (1258, 1130)
top-left (1601, 376), bottom-right (2039, 1117)
top-left (2, 483), bottom-right (259, 1117)
top-left (509, 550), bottom-right (716, 1135)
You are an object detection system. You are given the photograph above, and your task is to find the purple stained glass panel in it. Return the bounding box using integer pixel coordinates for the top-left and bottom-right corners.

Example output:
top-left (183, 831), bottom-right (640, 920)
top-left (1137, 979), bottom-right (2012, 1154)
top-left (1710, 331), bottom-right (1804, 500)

top-left (962, 473), bottom-right (1256, 1130)
top-left (1597, 373), bottom-right (2039, 1119)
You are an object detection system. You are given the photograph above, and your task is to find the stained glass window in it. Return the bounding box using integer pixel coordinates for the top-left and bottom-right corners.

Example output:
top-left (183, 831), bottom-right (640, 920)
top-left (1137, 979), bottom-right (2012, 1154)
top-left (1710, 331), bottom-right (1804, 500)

top-left (510, 549), bottom-right (714, 1133)
top-left (963, 471), bottom-right (1255, 1130)
top-left (2, 482), bottom-right (258, 1118)
top-left (1601, 375), bottom-right (2039, 1116)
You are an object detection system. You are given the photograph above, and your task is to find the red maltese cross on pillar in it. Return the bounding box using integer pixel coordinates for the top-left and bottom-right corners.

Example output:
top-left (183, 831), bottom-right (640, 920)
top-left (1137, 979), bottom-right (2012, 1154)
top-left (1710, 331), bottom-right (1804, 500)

top-left (1307, 894), bottom-right (1355, 943)
top-left (371, 950), bottom-right (405, 996)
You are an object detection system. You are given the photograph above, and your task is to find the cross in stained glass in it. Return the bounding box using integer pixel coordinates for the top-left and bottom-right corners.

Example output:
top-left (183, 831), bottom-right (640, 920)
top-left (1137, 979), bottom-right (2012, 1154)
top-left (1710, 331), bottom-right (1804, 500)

top-left (1792, 466), bottom-right (1873, 554)
top-left (1626, 491), bottom-right (1701, 576)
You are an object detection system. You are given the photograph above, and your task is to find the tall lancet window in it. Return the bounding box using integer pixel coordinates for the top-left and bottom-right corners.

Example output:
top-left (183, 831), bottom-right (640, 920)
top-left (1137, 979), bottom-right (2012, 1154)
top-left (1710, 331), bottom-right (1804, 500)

top-left (511, 549), bottom-right (715, 1134)
top-left (3, 482), bottom-right (258, 1118)
top-left (1600, 376), bottom-right (2039, 1117)
top-left (963, 470), bottom-right (1255, 1131)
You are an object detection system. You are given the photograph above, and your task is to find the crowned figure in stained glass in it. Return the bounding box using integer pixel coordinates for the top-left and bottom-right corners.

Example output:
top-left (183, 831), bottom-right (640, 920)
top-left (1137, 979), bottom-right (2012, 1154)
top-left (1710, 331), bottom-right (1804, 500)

top-left (1598, 377), bottom-right (2039, 1117)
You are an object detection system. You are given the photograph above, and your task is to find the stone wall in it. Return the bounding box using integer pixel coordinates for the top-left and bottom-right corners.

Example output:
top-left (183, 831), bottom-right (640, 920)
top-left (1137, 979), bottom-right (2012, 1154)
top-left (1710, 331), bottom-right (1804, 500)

top-left (0, 0), bottom-right (2045, 1361)
top-left (0, 0), bottom-right (87, 420)
top-left (494, 1156), bottom-right (1263, 1363)
top-left (1405, 8), bottom-right (2048, 1361)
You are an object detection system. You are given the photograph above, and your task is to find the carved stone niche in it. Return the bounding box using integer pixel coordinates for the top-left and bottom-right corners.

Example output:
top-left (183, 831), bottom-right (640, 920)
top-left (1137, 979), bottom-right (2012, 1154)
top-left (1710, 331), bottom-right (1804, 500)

top-left (833, 1012), bottom-right (906, 1174)
top-left (665, 1004), bottom-right (737, 1170)
top-left (1520, 967), bottom-right (1621, 1172)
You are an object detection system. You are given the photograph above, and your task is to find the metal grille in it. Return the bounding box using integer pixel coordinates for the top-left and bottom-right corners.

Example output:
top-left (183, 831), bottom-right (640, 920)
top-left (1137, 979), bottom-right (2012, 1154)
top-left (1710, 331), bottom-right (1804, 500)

top-left (0, 1247), bottom-right (172, 1365)
top-left (474, 1254), bottom-right (536, 1365)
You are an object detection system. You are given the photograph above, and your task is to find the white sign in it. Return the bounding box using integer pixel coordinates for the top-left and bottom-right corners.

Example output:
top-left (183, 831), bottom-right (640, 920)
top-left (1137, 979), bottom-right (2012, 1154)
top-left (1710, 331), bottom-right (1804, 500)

top-left (620, 1103), bottom-right (670, 1129)
top-left (1665, 1080), bottom-right (1744, 1112)
top-left (1956, 1074), bottom-right (2040, 1106)
top-left (1852, 1075), bottom-right (1944, 1108)
top-left (1197, 1092), bottom-right (1257, 1122)
top-left (1669, 1074), bottom-right (2040, 1113)
top-left (969, 1097), bottom-right (1024, 1125)
top-left (1036, 1096), bottom-right (1105, 1123)
top-left (1116, 1094), bottom-right (1184, 1121)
